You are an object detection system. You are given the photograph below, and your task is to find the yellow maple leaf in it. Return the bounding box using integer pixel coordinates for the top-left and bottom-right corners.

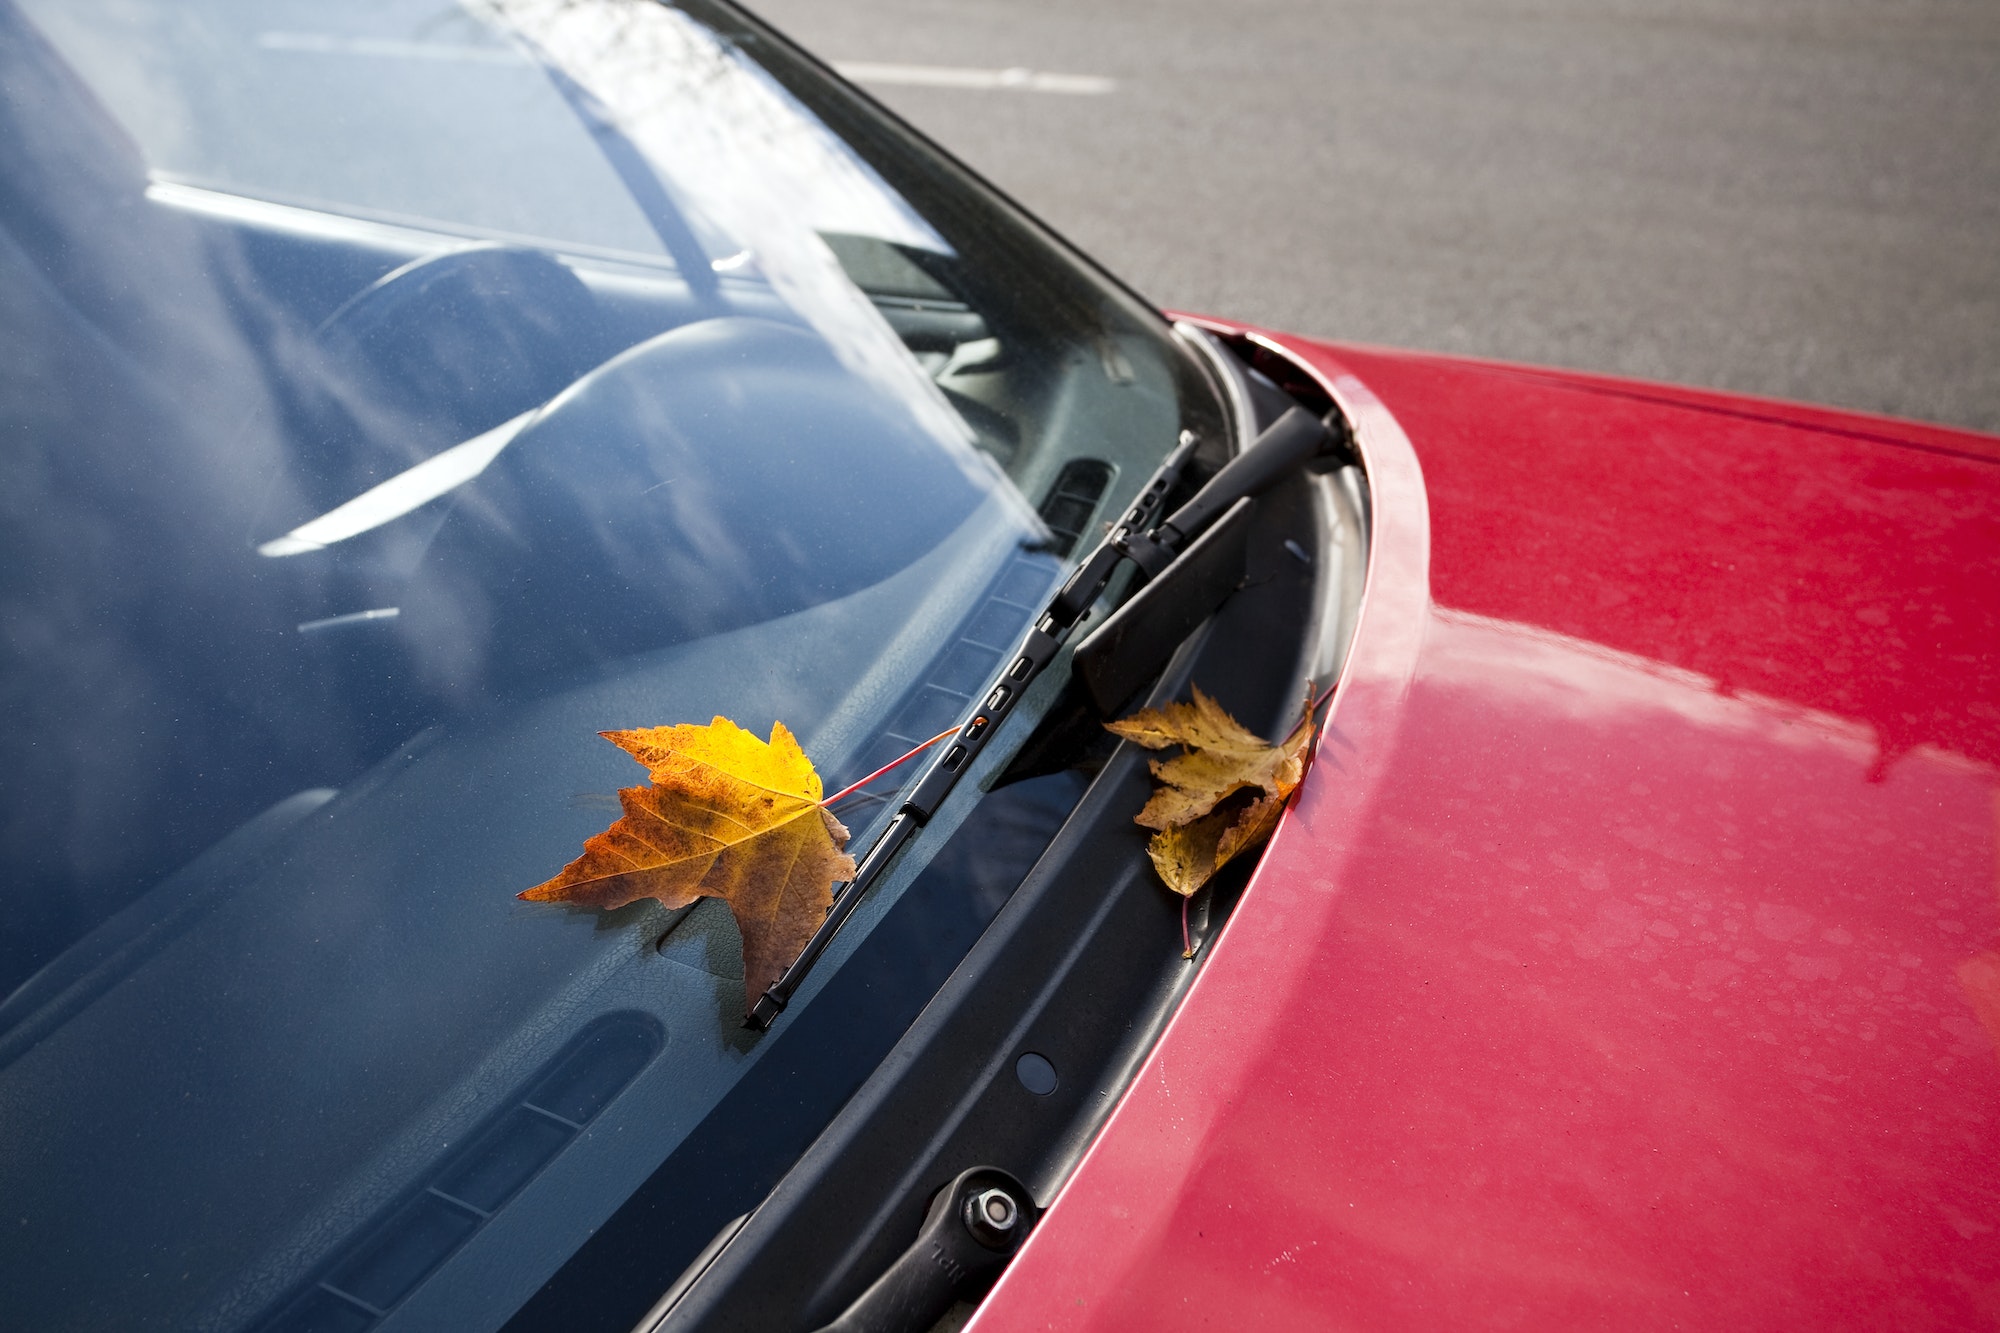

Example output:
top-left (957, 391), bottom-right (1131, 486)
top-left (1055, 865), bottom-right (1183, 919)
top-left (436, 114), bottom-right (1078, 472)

top-left (520, 718), bottom-right (856, 1013)
top-left (1107, 686), bottom-right (1313, 898)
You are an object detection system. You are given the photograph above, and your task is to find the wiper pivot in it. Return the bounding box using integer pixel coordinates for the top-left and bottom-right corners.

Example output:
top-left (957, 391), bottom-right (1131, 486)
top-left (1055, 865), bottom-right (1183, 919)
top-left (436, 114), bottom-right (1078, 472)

top-left (807, 1166), bottom-right (1036, 1333)
top-left (1124, 405), bottom-right (1330, 572)
top-left (1073, 494), bottom-right (1256, 713)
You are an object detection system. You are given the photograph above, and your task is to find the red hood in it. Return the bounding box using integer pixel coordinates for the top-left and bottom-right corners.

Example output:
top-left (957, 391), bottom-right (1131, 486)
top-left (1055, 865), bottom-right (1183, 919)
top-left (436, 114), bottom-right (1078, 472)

top-left (971, 332), bottom-right (2000, 1330)
top-left (1337, 341), bottom-right (2000, 779)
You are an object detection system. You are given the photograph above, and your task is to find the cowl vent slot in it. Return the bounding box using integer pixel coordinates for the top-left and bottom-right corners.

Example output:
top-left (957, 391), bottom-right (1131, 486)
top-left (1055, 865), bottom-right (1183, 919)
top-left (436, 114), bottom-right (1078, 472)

top-left (1035, 459), bottom-right (1113, 558)
top-left (258, 1011), bottom-right (664, 1332)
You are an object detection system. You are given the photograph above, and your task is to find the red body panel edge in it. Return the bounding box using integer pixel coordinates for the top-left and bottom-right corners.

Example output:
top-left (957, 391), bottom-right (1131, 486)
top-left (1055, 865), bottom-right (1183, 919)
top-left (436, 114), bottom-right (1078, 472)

top-left (969, 324), bottom-right (2000, 1330)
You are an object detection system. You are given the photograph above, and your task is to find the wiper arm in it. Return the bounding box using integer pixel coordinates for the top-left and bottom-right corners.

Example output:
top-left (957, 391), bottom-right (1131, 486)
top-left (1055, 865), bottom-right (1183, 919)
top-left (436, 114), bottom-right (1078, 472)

top-left (746, 407), bottom-right (1340, 1029)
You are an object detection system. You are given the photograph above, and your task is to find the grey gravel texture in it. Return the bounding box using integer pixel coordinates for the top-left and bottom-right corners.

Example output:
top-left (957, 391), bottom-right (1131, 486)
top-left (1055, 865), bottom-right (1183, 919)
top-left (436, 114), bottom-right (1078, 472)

top-left (748, 0), bottom-right (2000, 433)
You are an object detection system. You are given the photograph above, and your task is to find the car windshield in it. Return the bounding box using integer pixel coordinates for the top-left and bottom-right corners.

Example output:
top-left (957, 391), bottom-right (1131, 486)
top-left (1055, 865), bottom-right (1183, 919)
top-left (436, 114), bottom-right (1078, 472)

top-left (0, 1), bottom-right (1227, 1328)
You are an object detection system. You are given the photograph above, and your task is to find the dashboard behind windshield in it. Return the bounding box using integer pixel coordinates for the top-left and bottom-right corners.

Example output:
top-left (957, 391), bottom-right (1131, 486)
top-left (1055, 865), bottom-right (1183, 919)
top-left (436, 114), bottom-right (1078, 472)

top-left (0, 2), bottom-right (1227, 1329)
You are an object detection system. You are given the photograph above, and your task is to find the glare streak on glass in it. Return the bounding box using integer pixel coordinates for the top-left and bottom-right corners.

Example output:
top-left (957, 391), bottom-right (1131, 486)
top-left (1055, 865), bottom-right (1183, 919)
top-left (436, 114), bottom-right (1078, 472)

top-left (255, 32), bottom-right (528, 65)
top-left (145, 175), bottom-right (686, 274)
top-left (145, 178), bottom-right (458, 254)
top-left (298, 608), bottom-right (401, 634)
top-left (258, 409), bottom-right (539, 556)
top-left (832, 63), bottom-right (1116, 96)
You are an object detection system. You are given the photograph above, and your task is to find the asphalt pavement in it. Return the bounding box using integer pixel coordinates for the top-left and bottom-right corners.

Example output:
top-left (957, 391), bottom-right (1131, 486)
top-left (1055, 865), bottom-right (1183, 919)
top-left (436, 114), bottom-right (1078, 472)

top-left (751, 0), bottom-right (2000, 433)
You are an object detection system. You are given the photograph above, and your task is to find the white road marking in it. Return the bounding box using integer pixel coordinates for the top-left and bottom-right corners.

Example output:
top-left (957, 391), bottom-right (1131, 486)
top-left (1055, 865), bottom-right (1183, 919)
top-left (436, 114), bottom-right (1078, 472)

top-left (832, 62), bottom-right (1115, 95)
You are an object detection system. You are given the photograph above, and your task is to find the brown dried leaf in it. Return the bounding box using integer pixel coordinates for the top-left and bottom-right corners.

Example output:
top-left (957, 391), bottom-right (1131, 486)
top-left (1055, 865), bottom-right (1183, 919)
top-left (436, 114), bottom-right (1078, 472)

top-left (1109, 687), bottom-right (1313, 900)
top-left (1103, 685), bottom-right (1266, 754)
top-left (1216, 790), bottom-right (1288, 864)
top-left (1145, 792), bottom-right (1289, 897)
top-left (1108, 686), bottom-right (1313, 830)
top-left (520, 718), bottom-right (856, 1013)
top-left (1145, 805), bottom-right (1230, 897)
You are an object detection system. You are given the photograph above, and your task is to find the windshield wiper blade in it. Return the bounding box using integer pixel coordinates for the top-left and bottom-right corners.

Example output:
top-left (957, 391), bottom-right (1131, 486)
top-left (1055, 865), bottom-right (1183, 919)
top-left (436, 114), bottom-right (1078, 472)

top-left (746, 407), bottom-right (1338, 1029)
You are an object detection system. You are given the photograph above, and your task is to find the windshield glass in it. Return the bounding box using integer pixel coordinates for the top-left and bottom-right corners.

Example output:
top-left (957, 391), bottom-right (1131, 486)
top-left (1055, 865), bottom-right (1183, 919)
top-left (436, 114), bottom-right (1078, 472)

top-left (0, 1), bottom-right (1227, 1328)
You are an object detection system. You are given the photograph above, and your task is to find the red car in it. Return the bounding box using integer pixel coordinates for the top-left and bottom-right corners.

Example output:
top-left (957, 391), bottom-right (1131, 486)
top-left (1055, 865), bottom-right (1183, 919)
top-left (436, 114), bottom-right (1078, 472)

top-left (0, 0), bottom-right (1993, 1330)
top-left (968, 323), bottom-right (2000, 1331)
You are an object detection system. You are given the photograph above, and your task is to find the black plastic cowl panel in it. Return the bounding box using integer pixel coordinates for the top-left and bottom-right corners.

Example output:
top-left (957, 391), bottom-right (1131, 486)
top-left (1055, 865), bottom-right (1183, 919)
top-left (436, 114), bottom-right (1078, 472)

top-left (630, 466), bottom-right (1331, 1333)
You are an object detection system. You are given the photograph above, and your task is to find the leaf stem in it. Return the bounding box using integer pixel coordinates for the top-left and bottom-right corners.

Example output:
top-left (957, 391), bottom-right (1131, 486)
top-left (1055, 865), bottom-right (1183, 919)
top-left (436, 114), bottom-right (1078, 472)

top-left (823, 728), bottom-right (958, 808)
top-left (1182, 893), bottom-right (1195, 959)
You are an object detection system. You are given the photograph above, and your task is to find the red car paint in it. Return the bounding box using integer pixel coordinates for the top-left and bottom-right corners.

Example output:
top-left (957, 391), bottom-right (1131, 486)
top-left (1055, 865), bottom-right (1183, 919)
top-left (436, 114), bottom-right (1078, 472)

top-left (970, 324), bottom-right (2000, 1330)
